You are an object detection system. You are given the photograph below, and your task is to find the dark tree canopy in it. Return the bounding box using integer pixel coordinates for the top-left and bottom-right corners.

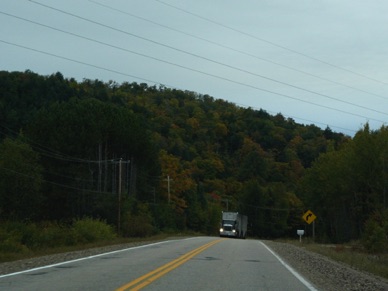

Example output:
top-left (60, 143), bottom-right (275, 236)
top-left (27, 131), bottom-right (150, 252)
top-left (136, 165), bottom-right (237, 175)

top-left (5, 70), bottom-right (385, 244)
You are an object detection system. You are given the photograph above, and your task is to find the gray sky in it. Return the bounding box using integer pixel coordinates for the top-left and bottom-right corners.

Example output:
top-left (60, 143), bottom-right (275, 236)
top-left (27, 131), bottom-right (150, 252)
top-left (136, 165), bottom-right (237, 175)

top-left (1, 0), bottom-right (388, 136)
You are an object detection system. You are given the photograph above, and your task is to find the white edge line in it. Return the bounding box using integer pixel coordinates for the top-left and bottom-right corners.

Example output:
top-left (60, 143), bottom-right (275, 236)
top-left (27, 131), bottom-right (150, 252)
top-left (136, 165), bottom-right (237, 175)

top-left (260, 241), bottom-right (319, 291)
top-left (0, 238), bottom-right (195, 279)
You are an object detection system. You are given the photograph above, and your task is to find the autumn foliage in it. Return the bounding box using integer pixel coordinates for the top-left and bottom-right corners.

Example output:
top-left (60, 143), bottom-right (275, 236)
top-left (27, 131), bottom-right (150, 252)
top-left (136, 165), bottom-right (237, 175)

top-left (1, 70), bottom-right (386, 249)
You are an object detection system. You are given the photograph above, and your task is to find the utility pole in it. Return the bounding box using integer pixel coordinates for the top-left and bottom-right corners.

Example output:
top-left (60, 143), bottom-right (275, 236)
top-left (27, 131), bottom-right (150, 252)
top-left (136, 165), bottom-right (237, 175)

top-left (383, 158), bottom-right (387, 209)
top-left (118, 158), bottom-right (122, 234)
top-left (129, 156), bottom-right (136, 198)
top-left (98, 143), bottom-right (102, 192)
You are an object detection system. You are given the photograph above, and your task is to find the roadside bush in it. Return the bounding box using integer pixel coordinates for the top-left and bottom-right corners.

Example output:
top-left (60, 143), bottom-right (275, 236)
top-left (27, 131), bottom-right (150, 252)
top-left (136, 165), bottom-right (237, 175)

top-left (36, 221), bottom-right (74, 248)
top-left (362, 215), bottom-right (388, 253)
top-left (0, 238), bottom-right (29, 254)
top-left (0, 218), bottom-right (116, 257)
top-left (0, 222), bottom-right (32, 255)
top-left (72, 217), bottom-right (116, 243)
top-left (0, 221), bottom-right (38, 249)
top-left (0, 227), bottom-right (29, 254)
top-left (121, 213), bottom-right (154, 237)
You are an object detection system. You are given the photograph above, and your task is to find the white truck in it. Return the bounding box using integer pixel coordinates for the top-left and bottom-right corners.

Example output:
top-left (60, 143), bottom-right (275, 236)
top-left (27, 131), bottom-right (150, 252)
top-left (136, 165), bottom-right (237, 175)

top-left (219, 211), bottom-right (247, 239)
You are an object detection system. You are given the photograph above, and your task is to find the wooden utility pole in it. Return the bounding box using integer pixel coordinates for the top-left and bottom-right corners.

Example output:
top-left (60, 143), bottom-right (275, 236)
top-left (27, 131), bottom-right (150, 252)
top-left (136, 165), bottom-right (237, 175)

top-left (118, 158), bottom-right (122, 234)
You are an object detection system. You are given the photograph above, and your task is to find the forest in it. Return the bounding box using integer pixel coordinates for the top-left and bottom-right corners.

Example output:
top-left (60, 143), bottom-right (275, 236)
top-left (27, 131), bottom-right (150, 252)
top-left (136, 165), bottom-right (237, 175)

top-left (0, 70), bottom-right (387, 250)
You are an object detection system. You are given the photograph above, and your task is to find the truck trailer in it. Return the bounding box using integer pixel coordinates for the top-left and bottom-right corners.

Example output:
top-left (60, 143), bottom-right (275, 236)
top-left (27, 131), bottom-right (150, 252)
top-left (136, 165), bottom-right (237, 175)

top-left (219, 211), bottom-right (247, 238)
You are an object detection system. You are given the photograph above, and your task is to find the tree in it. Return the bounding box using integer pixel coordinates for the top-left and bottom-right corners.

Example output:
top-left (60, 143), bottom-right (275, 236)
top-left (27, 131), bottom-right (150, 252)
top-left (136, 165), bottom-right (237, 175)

top-left (159, 150), bottom-right (195, 215)
top-left (240, 180), bottom-right (267, 237)
top-left (27, 98), bottom-right (158, 220)
top-left (237, 137), bottom-right (270, 182)
top-left (0, 136), bottom-right (43, 220)
top-left (0, 70), bottom-right (350, 238)
top-left (299, 147), bottom-right (355, 242)
top-left (299, 124), bottom-right (388, 242)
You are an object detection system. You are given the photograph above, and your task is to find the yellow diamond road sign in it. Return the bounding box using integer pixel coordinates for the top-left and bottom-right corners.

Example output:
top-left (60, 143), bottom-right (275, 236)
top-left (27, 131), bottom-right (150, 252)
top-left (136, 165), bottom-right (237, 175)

top-left (302, 210), bottom-right (316, 224)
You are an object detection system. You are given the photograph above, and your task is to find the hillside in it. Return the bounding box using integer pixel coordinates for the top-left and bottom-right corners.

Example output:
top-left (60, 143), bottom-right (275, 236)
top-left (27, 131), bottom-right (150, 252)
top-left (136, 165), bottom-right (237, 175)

top-left (3, 70), bottom-right (385, 246)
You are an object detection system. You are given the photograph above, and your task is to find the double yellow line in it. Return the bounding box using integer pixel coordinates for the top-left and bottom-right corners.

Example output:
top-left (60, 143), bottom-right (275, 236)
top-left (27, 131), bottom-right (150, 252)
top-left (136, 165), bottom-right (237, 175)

top-left (116, 239), bottom-right (223, 291)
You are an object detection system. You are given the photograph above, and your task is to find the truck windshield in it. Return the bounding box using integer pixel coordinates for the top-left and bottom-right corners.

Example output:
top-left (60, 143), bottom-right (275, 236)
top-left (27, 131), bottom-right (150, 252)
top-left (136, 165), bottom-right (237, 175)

top-left (223, 220), bottom-right (235, 226)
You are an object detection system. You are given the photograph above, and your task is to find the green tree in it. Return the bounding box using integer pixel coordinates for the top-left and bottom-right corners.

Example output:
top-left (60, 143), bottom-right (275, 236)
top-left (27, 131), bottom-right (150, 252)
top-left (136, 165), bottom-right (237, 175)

top-left (299, 147), bottom-right (354, 242)
top-left (27, 98), bottom-right (158, 220)
top-left (240, 180), bottom-right (267, 237)
top-left (299, 124), bottom-right (388, 242)
top-left (0, 136), bottom-right (43, 220)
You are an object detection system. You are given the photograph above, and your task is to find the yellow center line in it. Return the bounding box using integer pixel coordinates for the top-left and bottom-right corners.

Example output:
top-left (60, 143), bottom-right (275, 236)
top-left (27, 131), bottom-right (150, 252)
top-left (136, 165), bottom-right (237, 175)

top-left (116, 239), bottom-right (224, 291)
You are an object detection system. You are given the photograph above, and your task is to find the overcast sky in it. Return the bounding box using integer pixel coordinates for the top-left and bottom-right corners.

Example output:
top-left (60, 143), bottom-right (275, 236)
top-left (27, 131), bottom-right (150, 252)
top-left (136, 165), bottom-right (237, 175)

top-left (2, 0), bottom-right (388, 136)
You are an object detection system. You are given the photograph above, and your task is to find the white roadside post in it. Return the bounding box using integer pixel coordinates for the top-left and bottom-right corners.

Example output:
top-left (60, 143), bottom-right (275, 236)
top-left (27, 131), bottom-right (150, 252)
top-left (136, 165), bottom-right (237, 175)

top-left (297, 229), bottom-right (304, 243)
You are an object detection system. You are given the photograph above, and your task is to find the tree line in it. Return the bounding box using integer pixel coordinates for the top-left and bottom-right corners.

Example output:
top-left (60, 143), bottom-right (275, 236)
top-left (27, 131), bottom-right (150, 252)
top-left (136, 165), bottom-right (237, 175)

top-left (0, 70), bottom-right (386, 249)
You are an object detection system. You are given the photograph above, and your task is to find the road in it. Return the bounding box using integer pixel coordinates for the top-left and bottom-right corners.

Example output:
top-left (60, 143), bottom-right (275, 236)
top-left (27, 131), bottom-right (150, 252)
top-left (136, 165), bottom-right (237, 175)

top-left (0, 237), bottom-right (317, 291)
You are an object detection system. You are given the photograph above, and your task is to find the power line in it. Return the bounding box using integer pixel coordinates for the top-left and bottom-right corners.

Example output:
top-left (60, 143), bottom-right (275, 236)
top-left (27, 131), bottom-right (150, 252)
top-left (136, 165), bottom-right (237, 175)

top-left (155, 0), bottom-right (388, 86)
top-left (233, 104), bottom-right (357, 134)
top-left (3, 10), bottom-right (387, 126)
top-left (0, 165), bottom-right (113, 195)
top-left (1, 2), bottom-right (384, 134)
top-left (0, 39), bottom-right (164, 86)
top-left (3, 4), bottom-right (386, 129)
top-left (2, 38), bottom-right (385, 124)
top-left (18, 5), bottom-right (388, 118)
top-left (244, 203), bottom-right (302, 212)
top-left (0, 123), bottom-right (121, 164)
top-left (88, 0), bottom-right (388, 102)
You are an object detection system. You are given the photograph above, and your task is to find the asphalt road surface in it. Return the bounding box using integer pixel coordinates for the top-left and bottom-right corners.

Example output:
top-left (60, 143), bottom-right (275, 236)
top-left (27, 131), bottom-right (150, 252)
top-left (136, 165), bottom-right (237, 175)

top-left (0, 237), bottom-right (317, 290)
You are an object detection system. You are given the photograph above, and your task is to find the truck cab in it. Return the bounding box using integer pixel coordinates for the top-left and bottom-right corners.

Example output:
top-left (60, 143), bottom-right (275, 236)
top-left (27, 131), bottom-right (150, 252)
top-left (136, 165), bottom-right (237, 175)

top-left (219, 222), bottom-right (237, 237)
top-left (219, 212), bottom-right (247, 238)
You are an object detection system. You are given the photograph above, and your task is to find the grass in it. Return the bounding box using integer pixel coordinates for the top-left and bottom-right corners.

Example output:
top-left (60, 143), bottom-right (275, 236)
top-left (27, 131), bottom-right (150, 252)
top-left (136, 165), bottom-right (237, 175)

top-left (287, 239), bottom-right (388, 280)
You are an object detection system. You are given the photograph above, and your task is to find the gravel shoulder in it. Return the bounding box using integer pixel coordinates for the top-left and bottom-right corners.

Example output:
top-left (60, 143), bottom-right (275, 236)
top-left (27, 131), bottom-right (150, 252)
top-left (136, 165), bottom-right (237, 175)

top-left (1, 238), bottom-right (388, 290)
top-left (264, 240), bottom-right (388, 291)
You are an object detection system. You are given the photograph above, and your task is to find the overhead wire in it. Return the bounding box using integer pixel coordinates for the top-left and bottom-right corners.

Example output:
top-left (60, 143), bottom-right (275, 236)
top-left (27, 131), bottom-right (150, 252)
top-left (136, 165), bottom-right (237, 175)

top-left (20, 3), bottom-right (388, 119)
top-left (0, 61), bottom-right (356, 137)
top-left (28, 0), bottom-right (366, 133)
top-left (2, 2), bottom-right (385, 133)
top-left (0, 38), bottom-right (165, 86)
top-left (0, 165), bottom-right (115, 195)
top-left (0, 2), bottom-right (377, 210)
top-left (88, 0), bottom-right (388, 102)
top-left (155, 0), bottom-right (388, 86)
top-left (1, 38), bottom-right (384, 125)
top-left (0, 123), bottom-right (120, 164)
top-left (0, 124), bottom-right (133, 194)
top-left (0, 125), bottom-right (127, 193)
top-left (233, 103), bottom-right (357, 134)
top-left (4, 8), bottom-right (386, 128)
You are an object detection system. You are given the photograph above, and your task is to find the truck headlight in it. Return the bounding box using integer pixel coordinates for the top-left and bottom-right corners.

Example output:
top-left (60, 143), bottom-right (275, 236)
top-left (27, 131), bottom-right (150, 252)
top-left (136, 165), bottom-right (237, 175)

top-left (220, 228), bottom-right (224, 232)
top-left (232, 229), bottom-right (236, 233)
